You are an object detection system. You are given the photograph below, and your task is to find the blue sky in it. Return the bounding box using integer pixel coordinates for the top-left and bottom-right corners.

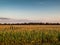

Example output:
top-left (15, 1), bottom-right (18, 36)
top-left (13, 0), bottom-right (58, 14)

top-left (0, 0), bottom-right (60, 22)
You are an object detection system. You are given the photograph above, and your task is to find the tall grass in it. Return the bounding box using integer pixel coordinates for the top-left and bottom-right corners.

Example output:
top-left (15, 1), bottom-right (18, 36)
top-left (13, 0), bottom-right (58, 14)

top-left (0, 25), bottom-right (60, 45)
top-left (0, 30), bottom-right (60, 45)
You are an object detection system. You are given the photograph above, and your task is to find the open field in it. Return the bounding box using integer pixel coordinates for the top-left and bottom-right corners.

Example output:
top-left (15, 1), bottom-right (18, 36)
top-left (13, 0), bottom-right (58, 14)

top-left (0, 25), bottom-right (60, 45)
top-left (0, 25), bottom-right (60, 31)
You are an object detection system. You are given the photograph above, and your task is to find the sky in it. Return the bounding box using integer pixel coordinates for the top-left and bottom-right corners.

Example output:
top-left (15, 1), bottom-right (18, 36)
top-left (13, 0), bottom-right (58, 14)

top-left (0, 0), bottom-right (60, 22)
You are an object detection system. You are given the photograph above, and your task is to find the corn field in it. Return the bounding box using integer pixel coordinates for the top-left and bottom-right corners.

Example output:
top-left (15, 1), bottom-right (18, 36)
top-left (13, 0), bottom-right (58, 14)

top-left (0, 25), bottom-right (60, 45)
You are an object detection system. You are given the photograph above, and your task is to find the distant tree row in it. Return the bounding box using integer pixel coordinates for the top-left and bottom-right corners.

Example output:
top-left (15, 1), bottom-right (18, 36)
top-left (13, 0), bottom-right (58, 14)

top-left (0, 23), bottom-right (60, 25)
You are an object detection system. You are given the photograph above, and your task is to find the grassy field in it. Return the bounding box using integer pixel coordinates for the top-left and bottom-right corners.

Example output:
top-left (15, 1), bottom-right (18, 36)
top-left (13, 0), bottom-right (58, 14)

top-left (0, 25), bottom-right (60, 31)
top-left (0, 25), bottom-right (60, 45)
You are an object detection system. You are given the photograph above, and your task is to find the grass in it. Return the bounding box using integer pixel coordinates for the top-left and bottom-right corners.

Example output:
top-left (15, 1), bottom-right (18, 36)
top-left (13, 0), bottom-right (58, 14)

top-left (0, 25), bottom-right (60, 45)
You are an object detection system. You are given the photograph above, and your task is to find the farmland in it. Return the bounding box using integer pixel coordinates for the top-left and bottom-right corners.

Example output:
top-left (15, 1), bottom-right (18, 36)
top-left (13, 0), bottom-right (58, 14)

top-left (0, 25), bottom-right (60, 45)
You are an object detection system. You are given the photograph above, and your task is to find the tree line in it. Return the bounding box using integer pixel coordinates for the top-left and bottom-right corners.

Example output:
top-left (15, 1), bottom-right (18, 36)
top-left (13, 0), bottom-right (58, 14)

top-left (0, 23), bottom-right (60, 25)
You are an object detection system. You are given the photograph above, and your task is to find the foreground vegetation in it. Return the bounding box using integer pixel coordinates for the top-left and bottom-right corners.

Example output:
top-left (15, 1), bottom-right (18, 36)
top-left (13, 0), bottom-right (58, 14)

top-left (0, 25), bottom-right (60, 45)
top-left (0, 30), bottom-right (60, 45)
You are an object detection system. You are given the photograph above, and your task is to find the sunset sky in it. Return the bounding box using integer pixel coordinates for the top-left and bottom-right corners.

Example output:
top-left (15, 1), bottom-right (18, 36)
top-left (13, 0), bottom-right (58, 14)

top-left (0, 0), bottom-right (60, 22)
